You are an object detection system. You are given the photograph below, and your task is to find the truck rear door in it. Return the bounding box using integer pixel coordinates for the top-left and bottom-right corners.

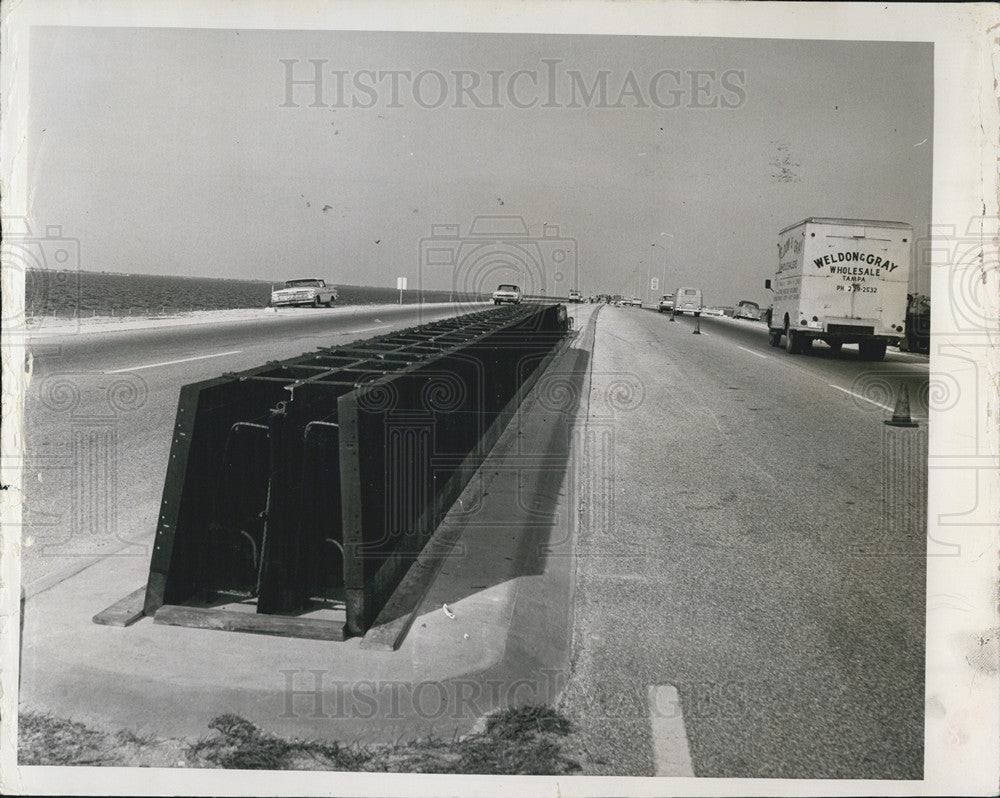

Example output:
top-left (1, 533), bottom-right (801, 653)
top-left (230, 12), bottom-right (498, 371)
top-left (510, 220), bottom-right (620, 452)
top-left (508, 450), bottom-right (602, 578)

top-left (806, 222), bottom-right (909, 325)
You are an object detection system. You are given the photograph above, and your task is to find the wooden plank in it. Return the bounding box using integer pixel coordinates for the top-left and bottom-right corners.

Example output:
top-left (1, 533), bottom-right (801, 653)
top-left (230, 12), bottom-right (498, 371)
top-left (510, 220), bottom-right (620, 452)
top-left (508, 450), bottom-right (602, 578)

top-left (93, 586), bottom-right (147, 627)
top-left (153, 605), bottom-right (346, 641)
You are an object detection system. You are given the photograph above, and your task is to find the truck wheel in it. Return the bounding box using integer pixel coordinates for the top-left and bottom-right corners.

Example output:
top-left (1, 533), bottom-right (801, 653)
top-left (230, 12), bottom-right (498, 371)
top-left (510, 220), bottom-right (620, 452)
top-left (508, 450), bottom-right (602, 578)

top-left (768, 329), bottom-right (782, 347)
top-left (313, 296), bottom-right (322, 307)
top-left (858, 340), bottom-right (886, 360)
top-left (785, 329), bottom-right (803, 354)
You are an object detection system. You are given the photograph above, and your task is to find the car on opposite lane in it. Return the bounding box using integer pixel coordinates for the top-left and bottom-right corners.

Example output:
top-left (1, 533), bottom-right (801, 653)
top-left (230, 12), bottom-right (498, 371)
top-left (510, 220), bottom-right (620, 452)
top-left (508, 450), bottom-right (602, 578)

top-left (492, 284), bottom-right (523, 304)
top-left (270, 278), bottom-right (339, 307)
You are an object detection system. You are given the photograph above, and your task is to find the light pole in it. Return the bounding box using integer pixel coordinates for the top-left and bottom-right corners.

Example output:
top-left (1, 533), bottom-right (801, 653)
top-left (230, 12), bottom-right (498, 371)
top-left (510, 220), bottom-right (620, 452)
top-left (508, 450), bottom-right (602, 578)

top-left (651, 232), bottom-right (674, 307)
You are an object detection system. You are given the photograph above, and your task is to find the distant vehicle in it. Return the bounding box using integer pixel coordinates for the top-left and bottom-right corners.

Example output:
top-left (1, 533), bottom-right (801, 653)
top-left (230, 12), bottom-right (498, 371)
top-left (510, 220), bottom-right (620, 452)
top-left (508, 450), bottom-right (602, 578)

top-left (270, 278), bottom-right (338, 307)
top-left (622, 296), bottom-right (643, 307)
top-left (568, 289), bottom-right (583, 303)
top-left (734, 300), bottom-right (762, 321)
top-left (674, 287), bottom-right (703, 316)
top-left (492, 284), bottom-right (523, 304)
top-left (657, 293), bottom-right (675, 313)
top-left (701, 307), bottom-right (724, 317)
top-left (765, 218), bottom-right (911, 360)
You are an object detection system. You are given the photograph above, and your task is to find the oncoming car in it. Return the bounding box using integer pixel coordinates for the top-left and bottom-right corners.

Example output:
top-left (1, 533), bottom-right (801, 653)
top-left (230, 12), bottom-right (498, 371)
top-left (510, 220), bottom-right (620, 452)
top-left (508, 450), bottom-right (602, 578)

top-left (624, 297), bottom-right (643, 307)
top-left (657, 294), bottom-right (675, 313)
top-left (568, 289), bottom-right (583, 303)
top-left (734, 300), bottom-right (762, 321)
top-left (270, 278), bottom-right (338, 307)
top-left (492, 284), bottom-right (523, 304)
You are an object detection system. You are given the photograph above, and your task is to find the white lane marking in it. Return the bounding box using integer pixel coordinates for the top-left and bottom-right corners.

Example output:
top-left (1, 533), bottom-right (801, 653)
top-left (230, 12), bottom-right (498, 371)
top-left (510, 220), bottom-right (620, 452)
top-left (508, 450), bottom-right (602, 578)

top-left (104, 350), bottom-right (243, 374)
top-left (648, 685), bottom-right (694, 777)
top-left (344, 324), bottom-right (392, 335)
top-left (737, 345), bottom-right (768, 359)
top-left (828, 383), bottom-right (894, 412)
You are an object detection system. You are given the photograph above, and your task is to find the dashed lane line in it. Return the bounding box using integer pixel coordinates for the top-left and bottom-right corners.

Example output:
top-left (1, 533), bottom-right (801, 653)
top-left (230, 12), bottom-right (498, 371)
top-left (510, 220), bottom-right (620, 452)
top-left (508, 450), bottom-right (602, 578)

top-left (341, 324), bottom-right (392, 335)
top-left (828, 383), bottom-right (894, 412)
top-left (104, 350), bottom-right (243, 374)
top-left (737, 345), bottom-right (768, 359)
top-left (648, 685), bottom-right (695, 777)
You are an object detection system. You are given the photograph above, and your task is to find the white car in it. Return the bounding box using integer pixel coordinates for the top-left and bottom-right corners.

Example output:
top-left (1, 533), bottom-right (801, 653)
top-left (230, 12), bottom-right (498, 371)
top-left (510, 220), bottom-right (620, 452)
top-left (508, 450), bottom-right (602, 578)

top-left (657, 294), bottom-right (675, 313)
top-left (270, 278), bottom-right (338, 307)
top-left (492, 284), bottom-right (523, 304)
top-left (734, 300), bottom-right (762, 321)
top-left (622, 297), bottom-right (642, 307)
top-left (568, 289), bottom-right (583, 303)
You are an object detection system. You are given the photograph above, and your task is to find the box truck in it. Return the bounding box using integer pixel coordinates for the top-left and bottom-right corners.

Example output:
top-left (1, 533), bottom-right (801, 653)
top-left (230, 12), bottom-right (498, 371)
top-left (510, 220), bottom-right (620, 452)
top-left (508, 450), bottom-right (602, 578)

top-left (764, 218), bottom-right (911, 360)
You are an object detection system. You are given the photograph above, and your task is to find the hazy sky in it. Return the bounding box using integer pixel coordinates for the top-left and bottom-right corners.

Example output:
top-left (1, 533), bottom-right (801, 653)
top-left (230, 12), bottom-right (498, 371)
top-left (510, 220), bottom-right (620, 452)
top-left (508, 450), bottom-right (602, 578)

top-left (28, 27), bottom-right (932, 304)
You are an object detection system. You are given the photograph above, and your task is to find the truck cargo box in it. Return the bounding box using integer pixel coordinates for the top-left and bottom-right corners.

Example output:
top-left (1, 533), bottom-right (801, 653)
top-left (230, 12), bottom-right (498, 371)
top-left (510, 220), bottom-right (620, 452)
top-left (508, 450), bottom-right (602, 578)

top-left (765, 218), bottom-right (911, 360)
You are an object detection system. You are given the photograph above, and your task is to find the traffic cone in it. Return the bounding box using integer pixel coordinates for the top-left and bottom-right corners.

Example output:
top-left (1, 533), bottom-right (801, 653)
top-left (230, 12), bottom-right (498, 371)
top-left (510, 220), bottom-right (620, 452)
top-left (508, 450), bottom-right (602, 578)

top-left (884, 384), bottom-right (918, 427)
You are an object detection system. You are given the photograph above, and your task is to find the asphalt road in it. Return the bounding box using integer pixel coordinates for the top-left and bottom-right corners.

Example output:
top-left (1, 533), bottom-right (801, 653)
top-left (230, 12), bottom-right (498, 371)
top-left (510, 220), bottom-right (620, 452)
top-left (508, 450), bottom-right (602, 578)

top-left (20, 303), bottom-right (486, 591)
top-left (560, 305), bottom-right (928, 778)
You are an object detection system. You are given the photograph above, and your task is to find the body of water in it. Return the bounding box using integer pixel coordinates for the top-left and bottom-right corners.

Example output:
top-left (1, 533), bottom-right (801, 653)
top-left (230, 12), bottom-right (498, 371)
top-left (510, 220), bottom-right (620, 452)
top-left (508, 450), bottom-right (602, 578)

top-left (23, 270), bottom-right (483, 317)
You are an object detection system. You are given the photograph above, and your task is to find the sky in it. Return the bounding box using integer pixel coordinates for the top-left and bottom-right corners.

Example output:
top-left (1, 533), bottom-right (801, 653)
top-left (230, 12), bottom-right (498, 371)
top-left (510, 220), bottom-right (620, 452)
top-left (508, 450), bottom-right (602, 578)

top-left (27, 27), bottom-right (933, 305)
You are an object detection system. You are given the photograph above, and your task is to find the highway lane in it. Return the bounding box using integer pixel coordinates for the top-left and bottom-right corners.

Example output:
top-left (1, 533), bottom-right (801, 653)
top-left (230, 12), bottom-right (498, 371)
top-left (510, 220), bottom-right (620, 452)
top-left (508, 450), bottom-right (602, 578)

top-left (561, 305), bottom-right (927, 778)
top-left (19, 302), bottom-right (488, 591)
top-left (26, 302), bottom-right (489, 376)
top-left (662, 310), bottom-right (931, 421)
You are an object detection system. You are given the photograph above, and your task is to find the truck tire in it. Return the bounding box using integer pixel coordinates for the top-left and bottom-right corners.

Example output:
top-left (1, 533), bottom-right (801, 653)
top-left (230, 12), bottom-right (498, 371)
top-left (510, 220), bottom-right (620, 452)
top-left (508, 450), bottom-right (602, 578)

top-left (785, 328), bottom-right (804, 354)
top-left (768, 329), bottom-right (782, 347)
top-left (859, 340), bottom-right (887, 361)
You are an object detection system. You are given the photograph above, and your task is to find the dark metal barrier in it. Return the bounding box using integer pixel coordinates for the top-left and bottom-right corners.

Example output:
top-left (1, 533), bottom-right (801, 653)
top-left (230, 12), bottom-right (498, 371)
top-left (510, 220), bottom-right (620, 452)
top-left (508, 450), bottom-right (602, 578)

top-left (129, 303), bottom-right (569, 639)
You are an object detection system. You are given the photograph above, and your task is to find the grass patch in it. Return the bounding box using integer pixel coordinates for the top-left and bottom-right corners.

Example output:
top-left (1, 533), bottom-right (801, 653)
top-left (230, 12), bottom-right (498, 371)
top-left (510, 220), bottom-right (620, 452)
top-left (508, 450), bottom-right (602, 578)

top-left (188, 714), bottom-right (369, 771)
top-left (20, 704), bottom-right (581, 774)
top-left (18, 712), bottom-right (119, 766)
